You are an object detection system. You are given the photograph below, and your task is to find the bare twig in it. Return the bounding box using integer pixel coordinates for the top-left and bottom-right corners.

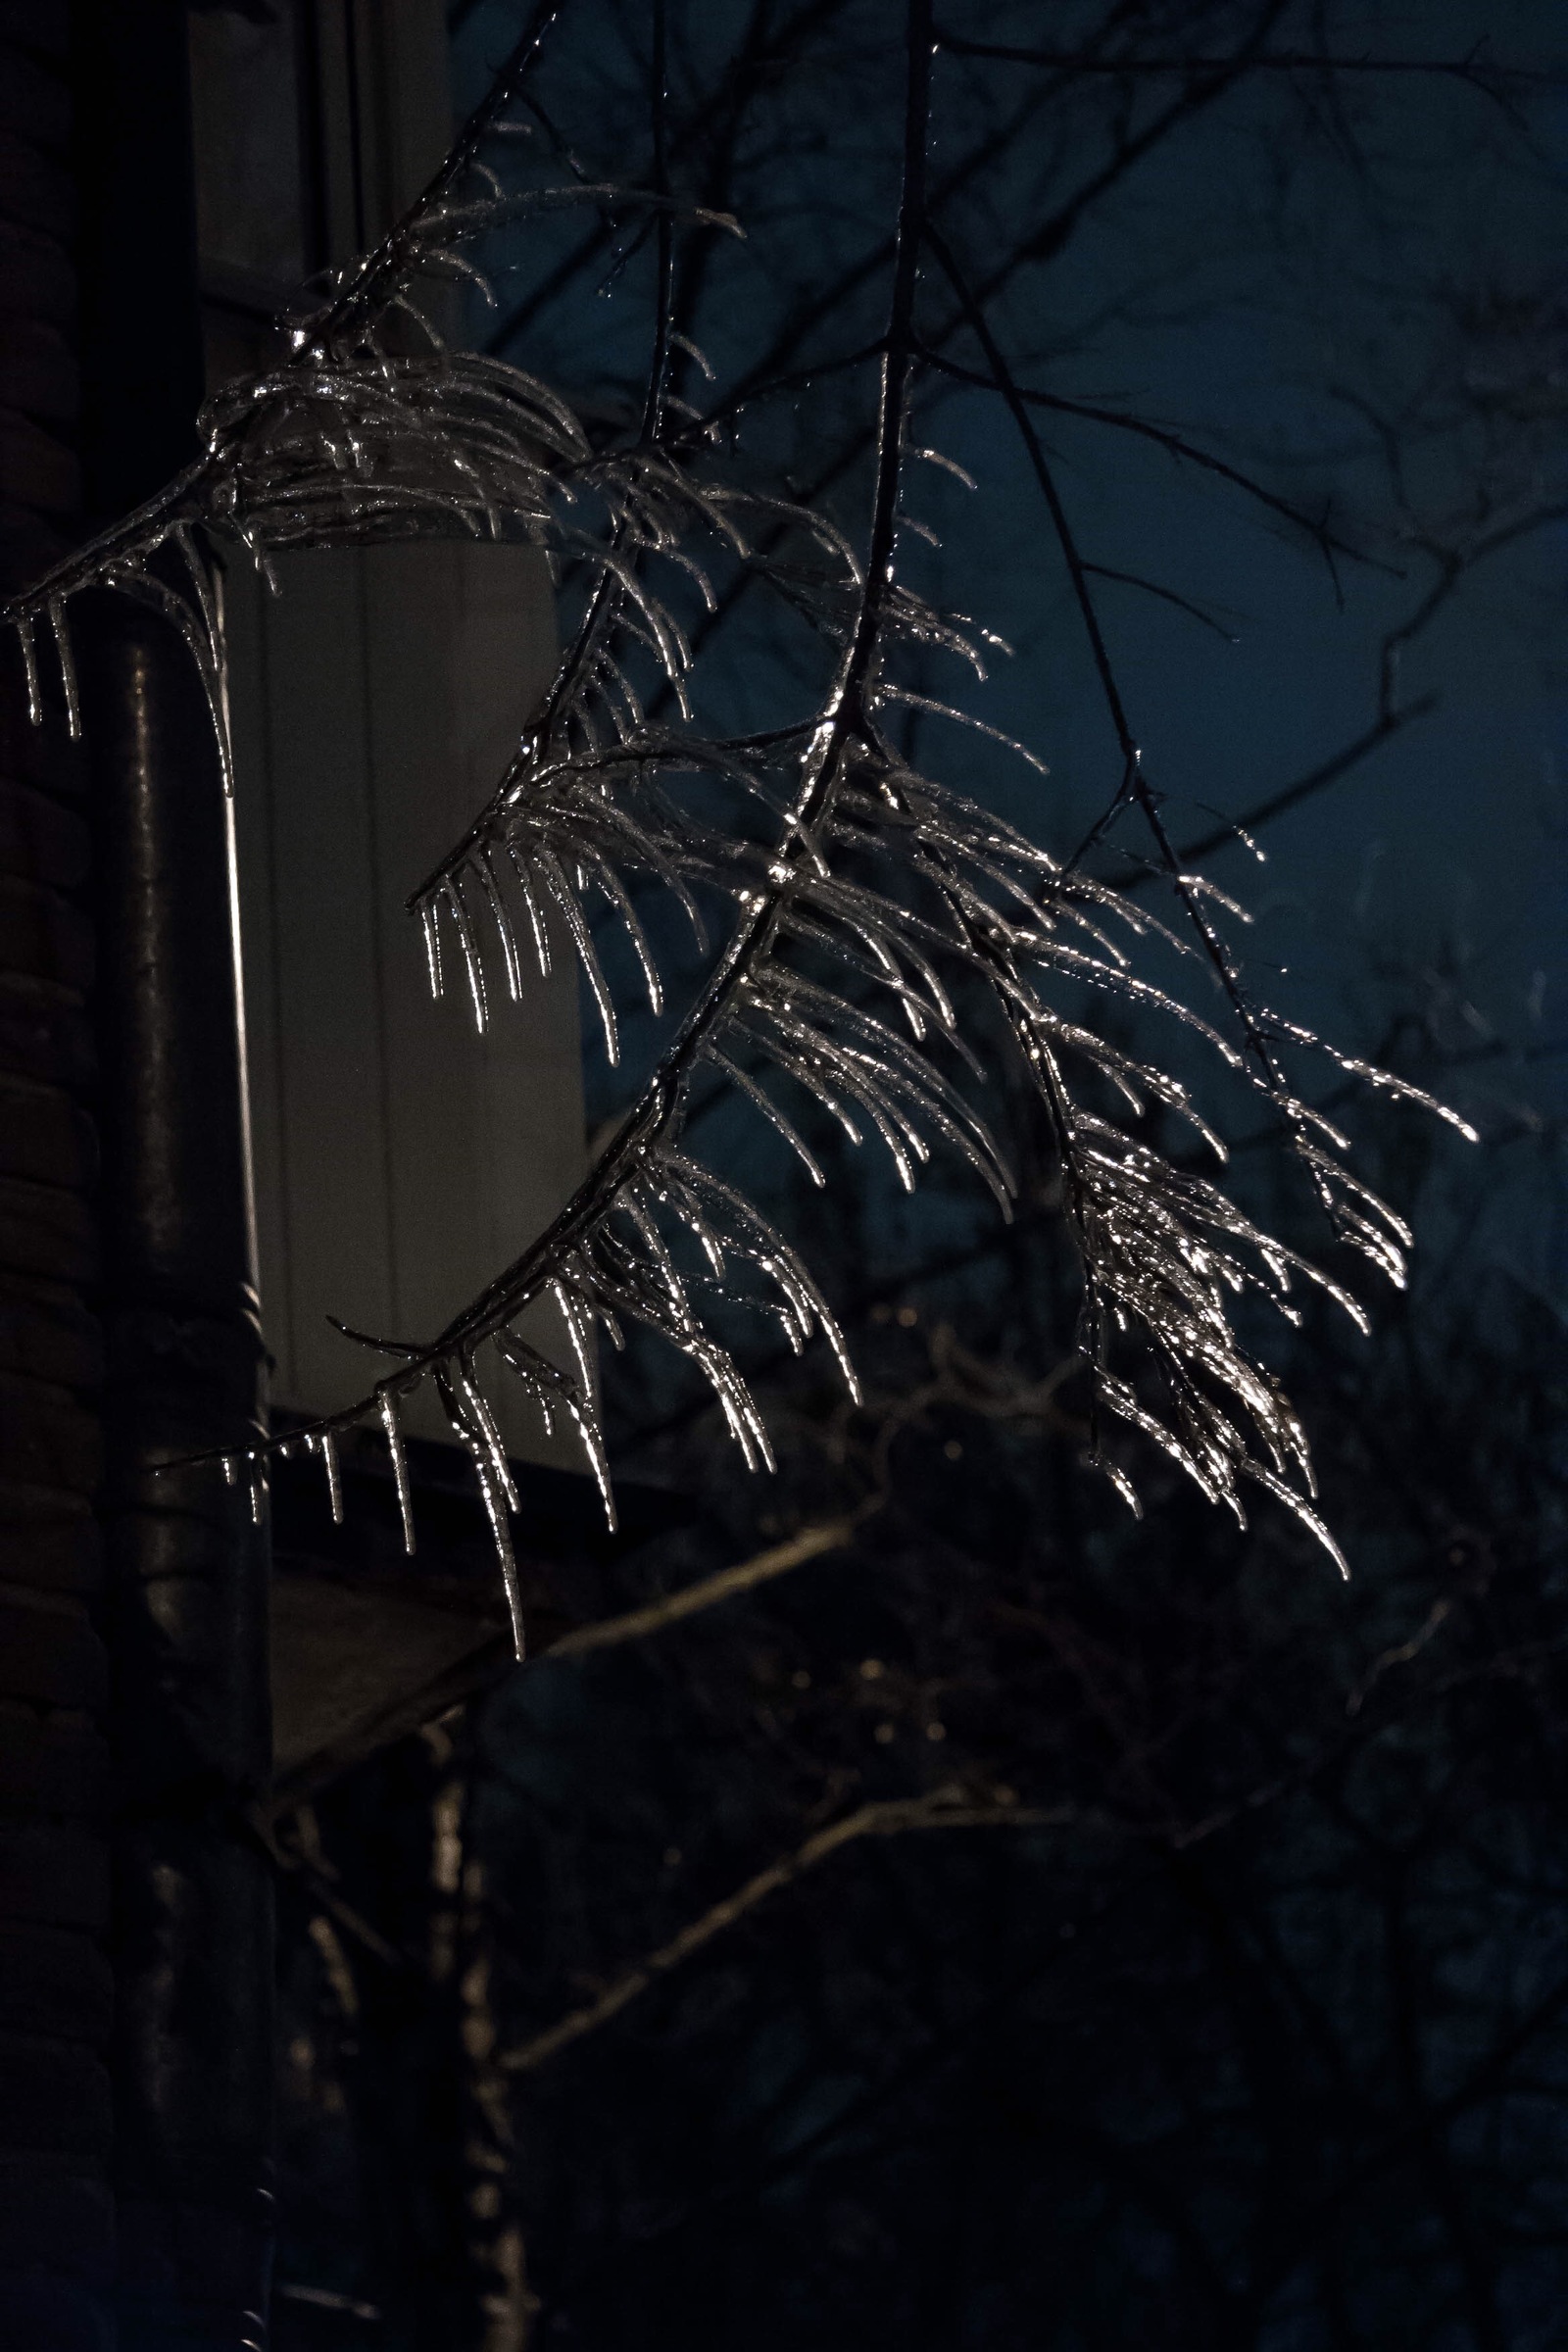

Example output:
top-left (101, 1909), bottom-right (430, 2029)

top-left (500, 1787), bottom-right (1058, 2075)
top-left (546, 1509), bottom-right (875, 1659)
top-left (934, 28), bottom-right (1564, 89)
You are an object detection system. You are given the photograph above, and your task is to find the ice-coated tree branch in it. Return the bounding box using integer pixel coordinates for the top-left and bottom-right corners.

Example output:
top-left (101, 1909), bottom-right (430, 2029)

top-left (0, 0), bottom-right (1482, 1652)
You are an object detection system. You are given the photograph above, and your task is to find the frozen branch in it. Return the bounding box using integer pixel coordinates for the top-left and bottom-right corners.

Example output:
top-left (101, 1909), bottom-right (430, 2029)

top-left (0, 0), bottom-right (1482, 1635)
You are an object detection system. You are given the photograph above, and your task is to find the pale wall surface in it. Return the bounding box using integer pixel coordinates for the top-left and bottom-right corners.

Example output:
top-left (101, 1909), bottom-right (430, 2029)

top-left (226, 539), bottom-right (588, 1459)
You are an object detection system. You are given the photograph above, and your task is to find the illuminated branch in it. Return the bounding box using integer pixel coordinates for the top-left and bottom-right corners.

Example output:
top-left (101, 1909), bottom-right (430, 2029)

top-left (0, 0), bottom-right (1479, 1648)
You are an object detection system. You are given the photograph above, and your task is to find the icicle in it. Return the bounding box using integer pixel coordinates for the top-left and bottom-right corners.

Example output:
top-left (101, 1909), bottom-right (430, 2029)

top-left (475, 853), bottom-right (524, 1001)
top-left (247, 536), bottom-right (280, 597)
top-left (419, 900), bottom-right (444, 1000)
top-left (475, 1461), bottom-right (525, 1660)
top-left (1093, 1456), bottom-right (1143, 1519)
top-left (47, 597), bottom-right (79, 739)
top-left (593, 861), bottom-right (662, 1016)
top-left (319, 1429), bottom-right (343, 1524)
top-left (565, 1396), bottom-right (616, 1532)
top-left (535, 848), bottom-right (617, 1062)
top-left (170, 522), bottom-right (235, 796)
top-left (550, 1281), bottom-right (598, 1408)
top-left (447, 880), bottom-right (489, 1033)
top-left (707, 1048), bottom-right (826, 1186)
top-left (379, 1391), bottom-right (416, 1554)
top-left (909, 444), bottom-right (978, 490)
top-left (17, 615), bottom-right (41, 725)
top-left (503, 846), bottom-right (553, 978)
top-left (454, 1360), bottom-right (518, 1512)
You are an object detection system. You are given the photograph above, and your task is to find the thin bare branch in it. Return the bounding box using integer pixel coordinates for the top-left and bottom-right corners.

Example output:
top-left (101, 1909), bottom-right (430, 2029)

top-left (935, 28), bottom-right (1564, 90)
top-left (546, 1511), bottom-right (873, 1659)
top-left (500, 1788), bottom-right (1059, 2075)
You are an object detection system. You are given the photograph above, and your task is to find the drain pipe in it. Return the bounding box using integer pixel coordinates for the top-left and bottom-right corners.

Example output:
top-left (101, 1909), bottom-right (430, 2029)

top-left (74, 4), bottom-right (274, 2344)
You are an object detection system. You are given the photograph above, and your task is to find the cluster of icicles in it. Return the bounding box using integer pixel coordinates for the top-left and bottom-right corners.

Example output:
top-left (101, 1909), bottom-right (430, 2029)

top-left (1, 54), bottom-right (1473, 1656)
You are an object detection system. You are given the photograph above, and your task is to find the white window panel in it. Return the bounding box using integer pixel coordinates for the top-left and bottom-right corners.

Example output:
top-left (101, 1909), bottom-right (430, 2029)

top-left (225, 539), bottom-right (588, 1462)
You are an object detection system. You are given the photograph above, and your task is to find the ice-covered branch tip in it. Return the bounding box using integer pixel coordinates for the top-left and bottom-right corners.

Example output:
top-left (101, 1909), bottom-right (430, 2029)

top-left (12, 0), bottom-right (1474, 1649)
top-left (1, 132), bottom-right (738, 794)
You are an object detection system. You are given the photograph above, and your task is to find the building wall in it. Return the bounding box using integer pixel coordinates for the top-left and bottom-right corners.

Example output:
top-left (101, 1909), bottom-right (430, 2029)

top-left (0, 8), bottom-right (116, 2347)
top-left (0, 5), bottom-right (581, 2340)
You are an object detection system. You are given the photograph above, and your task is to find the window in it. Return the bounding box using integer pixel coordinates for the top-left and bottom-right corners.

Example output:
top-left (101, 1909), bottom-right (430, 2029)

top-left (190, 1), bottom-right (587, 1460)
